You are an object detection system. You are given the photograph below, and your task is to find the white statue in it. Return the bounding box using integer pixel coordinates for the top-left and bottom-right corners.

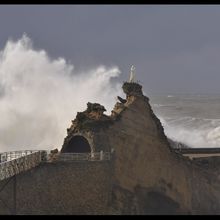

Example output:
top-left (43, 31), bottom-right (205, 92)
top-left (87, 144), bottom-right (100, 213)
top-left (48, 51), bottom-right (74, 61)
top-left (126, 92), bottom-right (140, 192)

top-left (129, 65), bottom-right (135, 82)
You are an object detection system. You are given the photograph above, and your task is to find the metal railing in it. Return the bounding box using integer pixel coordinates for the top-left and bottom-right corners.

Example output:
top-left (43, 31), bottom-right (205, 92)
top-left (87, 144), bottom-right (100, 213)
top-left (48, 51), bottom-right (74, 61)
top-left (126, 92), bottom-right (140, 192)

top-left (0, 150), bottom-right (46, 181)
top-left (58, 152), bottom-right (111, 162)
top-left (0, 150), bottom-right (40, 163)
top-left (0, 150), bottom-right (111, 181)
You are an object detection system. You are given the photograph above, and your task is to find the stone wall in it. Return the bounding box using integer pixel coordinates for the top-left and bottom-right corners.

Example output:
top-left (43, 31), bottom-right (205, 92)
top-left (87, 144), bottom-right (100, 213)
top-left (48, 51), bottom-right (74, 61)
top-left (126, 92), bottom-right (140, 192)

top-left (0, 160), bottom-right (112, 215)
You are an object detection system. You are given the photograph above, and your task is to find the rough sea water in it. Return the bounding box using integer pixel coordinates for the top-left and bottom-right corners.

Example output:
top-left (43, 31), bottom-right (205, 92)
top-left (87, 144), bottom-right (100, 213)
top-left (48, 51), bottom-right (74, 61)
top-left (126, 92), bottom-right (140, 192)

top-left (0, 35), bottom-right (219, 151)
top-left (150, 94), bottom-right (220, 148)
top-left (0, 35), bottom-right (122, 152)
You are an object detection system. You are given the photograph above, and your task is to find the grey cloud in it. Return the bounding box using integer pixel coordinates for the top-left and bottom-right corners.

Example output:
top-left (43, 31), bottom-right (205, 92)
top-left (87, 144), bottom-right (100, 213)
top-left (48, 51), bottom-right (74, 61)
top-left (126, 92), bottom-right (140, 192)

top-left (1, 5), bottom-right (220, 94)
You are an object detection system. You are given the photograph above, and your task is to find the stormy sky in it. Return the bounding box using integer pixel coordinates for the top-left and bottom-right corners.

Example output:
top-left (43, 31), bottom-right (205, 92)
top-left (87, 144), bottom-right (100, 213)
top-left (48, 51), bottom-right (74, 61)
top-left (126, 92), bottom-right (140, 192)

top-left (1, 5), bottom-right (220, 95)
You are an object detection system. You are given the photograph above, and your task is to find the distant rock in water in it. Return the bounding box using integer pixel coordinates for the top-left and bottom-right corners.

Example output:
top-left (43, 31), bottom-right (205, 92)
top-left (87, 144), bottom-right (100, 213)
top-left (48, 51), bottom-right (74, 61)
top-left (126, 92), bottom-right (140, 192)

top-left (168, 138), bottom-right (190, 149)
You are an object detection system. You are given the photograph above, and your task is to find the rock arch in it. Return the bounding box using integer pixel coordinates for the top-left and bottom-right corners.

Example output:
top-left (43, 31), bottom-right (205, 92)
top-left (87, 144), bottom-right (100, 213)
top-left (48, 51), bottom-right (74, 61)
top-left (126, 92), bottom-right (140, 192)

top-left (61, 135), bottom-right (91, 153)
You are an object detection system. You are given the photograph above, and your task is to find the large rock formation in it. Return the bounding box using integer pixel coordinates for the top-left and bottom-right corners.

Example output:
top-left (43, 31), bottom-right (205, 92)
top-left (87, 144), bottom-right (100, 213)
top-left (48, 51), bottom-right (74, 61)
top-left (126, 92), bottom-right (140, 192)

top-left (60, 81), bottom-right (220, 214)
top-left (1, 81), bottom-right (220, 215)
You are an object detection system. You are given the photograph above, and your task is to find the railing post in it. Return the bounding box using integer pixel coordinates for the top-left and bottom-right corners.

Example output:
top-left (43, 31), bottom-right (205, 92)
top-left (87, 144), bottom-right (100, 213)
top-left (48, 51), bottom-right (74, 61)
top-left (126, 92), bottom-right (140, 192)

top-left (91, 152), bottom-right (94, 160)
top-left (100, 151), bottom-right (104, 160)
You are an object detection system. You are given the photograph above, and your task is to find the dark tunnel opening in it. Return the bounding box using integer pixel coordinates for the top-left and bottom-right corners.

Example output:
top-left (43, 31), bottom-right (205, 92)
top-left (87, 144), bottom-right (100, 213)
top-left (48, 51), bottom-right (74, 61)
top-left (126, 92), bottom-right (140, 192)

top-left (62, 135), bottom-right (91, 153)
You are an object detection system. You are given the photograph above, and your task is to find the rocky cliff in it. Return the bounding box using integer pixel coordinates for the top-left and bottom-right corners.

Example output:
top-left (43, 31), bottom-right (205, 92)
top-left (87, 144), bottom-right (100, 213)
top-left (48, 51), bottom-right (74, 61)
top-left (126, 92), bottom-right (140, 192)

top-left (60, 81), bottom-right (220, 214)
top-left (1, 81), bottom-right (220, 215)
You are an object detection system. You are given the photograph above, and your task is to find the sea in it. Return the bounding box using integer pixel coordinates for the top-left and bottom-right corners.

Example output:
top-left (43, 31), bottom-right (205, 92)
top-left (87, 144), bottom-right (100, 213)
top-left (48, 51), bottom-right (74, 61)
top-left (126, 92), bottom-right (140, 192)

top-left (149, 94), bottom-right (220, 148)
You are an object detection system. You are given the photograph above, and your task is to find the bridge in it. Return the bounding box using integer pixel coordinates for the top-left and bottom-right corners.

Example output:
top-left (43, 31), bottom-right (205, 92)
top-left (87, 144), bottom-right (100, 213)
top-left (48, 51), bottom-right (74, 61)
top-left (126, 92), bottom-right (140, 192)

top-left (0, 150), bottom-right (111, 214)
top-left (0, 150), bottom-right (47, 214)
top-left (0, 150), bottom-right (48, 181)
top-left (0, 150), bottom-right (111, 181)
